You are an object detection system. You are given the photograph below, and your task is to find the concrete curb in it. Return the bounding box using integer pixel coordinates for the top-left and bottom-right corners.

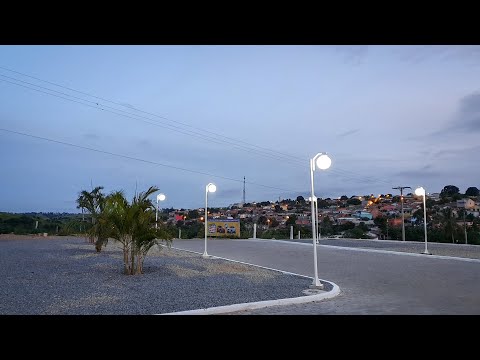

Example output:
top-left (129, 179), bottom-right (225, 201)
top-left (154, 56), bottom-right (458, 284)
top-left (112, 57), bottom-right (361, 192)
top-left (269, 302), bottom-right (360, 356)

top-left (158, 246), bottom-right (341, 315)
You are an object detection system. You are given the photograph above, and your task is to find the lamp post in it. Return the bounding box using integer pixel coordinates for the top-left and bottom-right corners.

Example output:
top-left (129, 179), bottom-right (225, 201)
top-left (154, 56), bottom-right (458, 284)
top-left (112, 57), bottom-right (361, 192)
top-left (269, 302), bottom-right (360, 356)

top-left (203, 183), bottom-right (216, 258)
top-left (310, 152), bottom-right (332, 289)
top-left (309, 196), bottom-right (319, 244)
top-left (415, 187), bottom-right (430, 255)
top-left (156, 193), bottom-right (166, 229)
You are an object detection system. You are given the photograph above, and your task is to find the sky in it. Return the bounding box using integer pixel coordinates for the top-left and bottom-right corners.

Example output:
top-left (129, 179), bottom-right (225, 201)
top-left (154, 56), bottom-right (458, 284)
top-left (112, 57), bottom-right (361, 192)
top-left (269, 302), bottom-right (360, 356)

top-left (1, 45), bottom-right (479, 213)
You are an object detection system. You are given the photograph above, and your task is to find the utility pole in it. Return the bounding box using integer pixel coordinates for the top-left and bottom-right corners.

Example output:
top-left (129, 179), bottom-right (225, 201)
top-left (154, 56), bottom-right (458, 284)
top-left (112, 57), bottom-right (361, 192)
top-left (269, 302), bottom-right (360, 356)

top-left (393, 186), bottom-right (411, 241)
top-left (242, 176), bottom-right (246, 205)
top-left (464, 209), bottom-right (468, 244)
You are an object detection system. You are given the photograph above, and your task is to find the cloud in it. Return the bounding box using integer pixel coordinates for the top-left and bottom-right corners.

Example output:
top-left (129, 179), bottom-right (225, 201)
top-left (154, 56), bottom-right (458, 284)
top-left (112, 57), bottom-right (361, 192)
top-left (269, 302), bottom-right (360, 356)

top-left (454, 92), bottom-right (480, 132)
top-left (337, 128), bottom-right (360, 138)
top-left (394, 168), bottom-right (442, 178)
top-left (332, 46), bottom-right (369, 65)
top-left (427, 91), bottom-right (480, 137)
top-left (432, 145), bottom-right (480, 160)
top-left (396, 45), bottom-right (480, 66)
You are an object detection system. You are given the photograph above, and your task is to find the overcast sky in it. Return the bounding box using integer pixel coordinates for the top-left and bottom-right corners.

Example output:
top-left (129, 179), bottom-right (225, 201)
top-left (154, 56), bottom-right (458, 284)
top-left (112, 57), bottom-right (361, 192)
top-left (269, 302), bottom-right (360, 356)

top-left (1, 45), bottom-right (479, 212)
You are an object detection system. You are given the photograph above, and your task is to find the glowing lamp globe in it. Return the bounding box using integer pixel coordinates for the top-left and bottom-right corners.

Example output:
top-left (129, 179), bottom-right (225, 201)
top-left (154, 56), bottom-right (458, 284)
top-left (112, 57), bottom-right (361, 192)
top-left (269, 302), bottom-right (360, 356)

top-left (157, 193), bottom-right (166, 201)
top-left (316, 154), bottom-right (332, 170)
top-left (207, 184), bottom-right (217, 193)
top-left (415, 187), bottom-right (425, 197)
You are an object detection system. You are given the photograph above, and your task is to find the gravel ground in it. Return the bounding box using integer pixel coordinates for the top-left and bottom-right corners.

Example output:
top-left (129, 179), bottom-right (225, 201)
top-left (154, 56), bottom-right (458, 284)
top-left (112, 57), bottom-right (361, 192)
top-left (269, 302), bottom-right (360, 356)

top-left (0, 237), bottom-right (316, 315)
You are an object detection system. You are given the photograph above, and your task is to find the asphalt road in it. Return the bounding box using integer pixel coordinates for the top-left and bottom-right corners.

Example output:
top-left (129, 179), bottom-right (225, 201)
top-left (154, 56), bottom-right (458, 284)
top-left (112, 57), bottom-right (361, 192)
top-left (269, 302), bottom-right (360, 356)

top-left (172, 238), bottom-right (480, 314)
top-left (282, 238), bottom-right (480, 260)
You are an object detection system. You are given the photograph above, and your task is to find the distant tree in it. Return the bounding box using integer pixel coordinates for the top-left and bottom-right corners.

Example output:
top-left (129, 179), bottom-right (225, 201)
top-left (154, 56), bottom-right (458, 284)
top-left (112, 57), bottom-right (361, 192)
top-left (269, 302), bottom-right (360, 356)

top-left (318, 199), bottom-right (329, 208)
top-left (347, 198), bottom-right (361, 206)
top-left (270, 218), bottom-right (279, 228)
top-left (258, 215), bottom-right (267, 225)
top-left (187, 210), bottom-right (199, 220)
top-left (285, 215), bottom-right (297, 226)
top-left (426, 198), bottom-right (436, 209)
top-left (440, 185), bottom-right (460, 198)
top-left (465, 187), bottom-right (479, 197)
top-left (340, 195), bottom-right (348, 200)
top-left (392, 196), bottom-right (401, 203)
top-left (374, 217), bottom-right (387, 234)
top-left (412, 208), bottom-right (423, 221)
top-left (344, 226), bottom-right (368, 239)
top-left (296, 196), bottom-right (305, 203)
top-left (440, 208), bottom-right (460, 243)
top-left (274, 205), bottom-right (283, 213)
top-left (258, 201), bottom-right (271, 207)
top-left (76, 186), bottom-right (108, 250)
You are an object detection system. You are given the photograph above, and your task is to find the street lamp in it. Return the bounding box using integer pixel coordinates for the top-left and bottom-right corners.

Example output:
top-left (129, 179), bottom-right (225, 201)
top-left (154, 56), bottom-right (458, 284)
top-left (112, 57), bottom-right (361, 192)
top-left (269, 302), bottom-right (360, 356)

top-left (415, 186), bottom-right (430, 255)
top-left (203, 183), bottom-right (216, 258)
top-left (156, 193), bottom-right (166, 229)
top-left (309, 196), bottom-right (320, 244)
top-left (310, 152), bottom-right (332, 289)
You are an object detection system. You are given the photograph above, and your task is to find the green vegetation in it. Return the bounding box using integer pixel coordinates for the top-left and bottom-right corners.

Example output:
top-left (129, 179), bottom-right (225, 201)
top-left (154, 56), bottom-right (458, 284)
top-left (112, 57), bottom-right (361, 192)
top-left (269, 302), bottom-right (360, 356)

top-left (0, 212), bottom-right (82, 235)
top-left (77, 185), bottom-right (175, 275)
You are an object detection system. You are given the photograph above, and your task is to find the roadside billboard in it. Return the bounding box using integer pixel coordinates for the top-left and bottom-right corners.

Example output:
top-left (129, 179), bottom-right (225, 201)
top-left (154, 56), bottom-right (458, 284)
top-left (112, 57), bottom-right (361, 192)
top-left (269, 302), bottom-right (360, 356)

top-left (207, 219), bottom-right (240, 238)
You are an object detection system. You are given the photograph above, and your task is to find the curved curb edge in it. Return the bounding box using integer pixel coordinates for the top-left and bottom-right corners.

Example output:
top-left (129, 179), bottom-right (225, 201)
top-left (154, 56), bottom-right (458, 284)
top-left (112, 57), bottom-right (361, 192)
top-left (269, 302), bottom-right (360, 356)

top-left (158, 246), bottom-right (340, 315)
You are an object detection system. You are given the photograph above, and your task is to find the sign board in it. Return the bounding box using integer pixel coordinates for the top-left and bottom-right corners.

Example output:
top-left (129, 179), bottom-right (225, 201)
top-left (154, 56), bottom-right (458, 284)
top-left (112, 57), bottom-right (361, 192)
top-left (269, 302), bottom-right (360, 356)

top-left (207, 218), bottom-right (240, 238)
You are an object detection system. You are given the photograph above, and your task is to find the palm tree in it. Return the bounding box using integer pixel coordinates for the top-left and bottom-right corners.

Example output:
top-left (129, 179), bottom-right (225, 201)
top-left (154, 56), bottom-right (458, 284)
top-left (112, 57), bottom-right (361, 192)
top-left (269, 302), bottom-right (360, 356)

top-left (103, 186), bottom-right (173, 275)
top-left (441, 208), bottom-right (460, 243)
top-left (76, 186), bottom-right (108, 251)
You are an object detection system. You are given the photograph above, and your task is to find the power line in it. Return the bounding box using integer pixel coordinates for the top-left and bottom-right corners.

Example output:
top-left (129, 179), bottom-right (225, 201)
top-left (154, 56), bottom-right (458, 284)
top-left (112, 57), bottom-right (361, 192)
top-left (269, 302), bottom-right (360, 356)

top-left (0, 127), bottom-right (304, 194)
top-left (0, 66), bottom-right (400, 188)
top-left (0, 76), bottom-right (399, 188)
top-left (0, 66), bottom-right (305, 163)
top-left (0, 76), bottom-right (305, 168)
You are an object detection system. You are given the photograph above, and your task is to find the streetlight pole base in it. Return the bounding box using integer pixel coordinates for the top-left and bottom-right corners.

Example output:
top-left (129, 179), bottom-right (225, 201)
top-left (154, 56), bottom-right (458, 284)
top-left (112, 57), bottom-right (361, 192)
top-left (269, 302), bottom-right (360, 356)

top-left (421, 251), bottom-right (432, 255)
top-left (309, 280), bottom-right (324, 290)
top-left (202, 253), bottom-right (212, 259)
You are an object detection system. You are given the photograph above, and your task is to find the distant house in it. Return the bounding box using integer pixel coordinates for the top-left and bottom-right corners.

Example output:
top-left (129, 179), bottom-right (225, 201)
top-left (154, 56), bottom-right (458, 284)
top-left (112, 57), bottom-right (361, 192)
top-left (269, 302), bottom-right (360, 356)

top-left (352, 210), bottom-right (373, 220)
top-left (295, 219), bottom-right (310, 225)
top-left (457, 198), bottom-right (476, 209)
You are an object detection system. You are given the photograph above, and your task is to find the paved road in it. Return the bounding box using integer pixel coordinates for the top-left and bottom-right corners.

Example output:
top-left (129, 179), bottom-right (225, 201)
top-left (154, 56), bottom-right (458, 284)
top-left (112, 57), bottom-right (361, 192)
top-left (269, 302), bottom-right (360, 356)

top-left (282, 238), bottom-right (480, 259)
top-left (173, 238), bottom-right (480, 314)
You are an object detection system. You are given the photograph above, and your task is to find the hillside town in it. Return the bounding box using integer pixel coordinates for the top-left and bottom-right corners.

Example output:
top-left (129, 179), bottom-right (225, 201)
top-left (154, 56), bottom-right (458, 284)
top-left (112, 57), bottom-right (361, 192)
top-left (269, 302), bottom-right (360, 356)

top-left (161, 185), bottom-right (480, 244)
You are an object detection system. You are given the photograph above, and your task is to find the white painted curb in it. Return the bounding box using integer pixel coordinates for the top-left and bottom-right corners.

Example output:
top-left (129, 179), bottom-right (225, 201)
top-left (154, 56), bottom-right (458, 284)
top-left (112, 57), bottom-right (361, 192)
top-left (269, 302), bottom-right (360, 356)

top-left (161, 283), bottom-right (340, 315)
top-left (158, 246), bottom-right (341, 315)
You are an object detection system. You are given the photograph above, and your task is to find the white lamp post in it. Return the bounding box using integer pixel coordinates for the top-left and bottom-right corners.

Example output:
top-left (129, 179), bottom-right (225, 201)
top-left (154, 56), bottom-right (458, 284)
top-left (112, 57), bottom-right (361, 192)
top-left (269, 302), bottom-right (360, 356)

top-left (415, 186), bottom-right (430, 255)
top-left (156, 193), bottom-right (166, 229)
top-left (309, 196), bottom-right (319, 244)
top-left (203, 183), bottom-right (216, 258)
top-left (310, 152), bottom-right (332, 289)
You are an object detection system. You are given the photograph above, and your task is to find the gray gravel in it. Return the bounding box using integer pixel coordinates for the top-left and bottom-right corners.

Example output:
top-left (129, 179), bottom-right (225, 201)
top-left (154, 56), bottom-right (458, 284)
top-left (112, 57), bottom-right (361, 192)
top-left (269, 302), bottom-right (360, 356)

top-left (0, 237), bottom-right (315, 315)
